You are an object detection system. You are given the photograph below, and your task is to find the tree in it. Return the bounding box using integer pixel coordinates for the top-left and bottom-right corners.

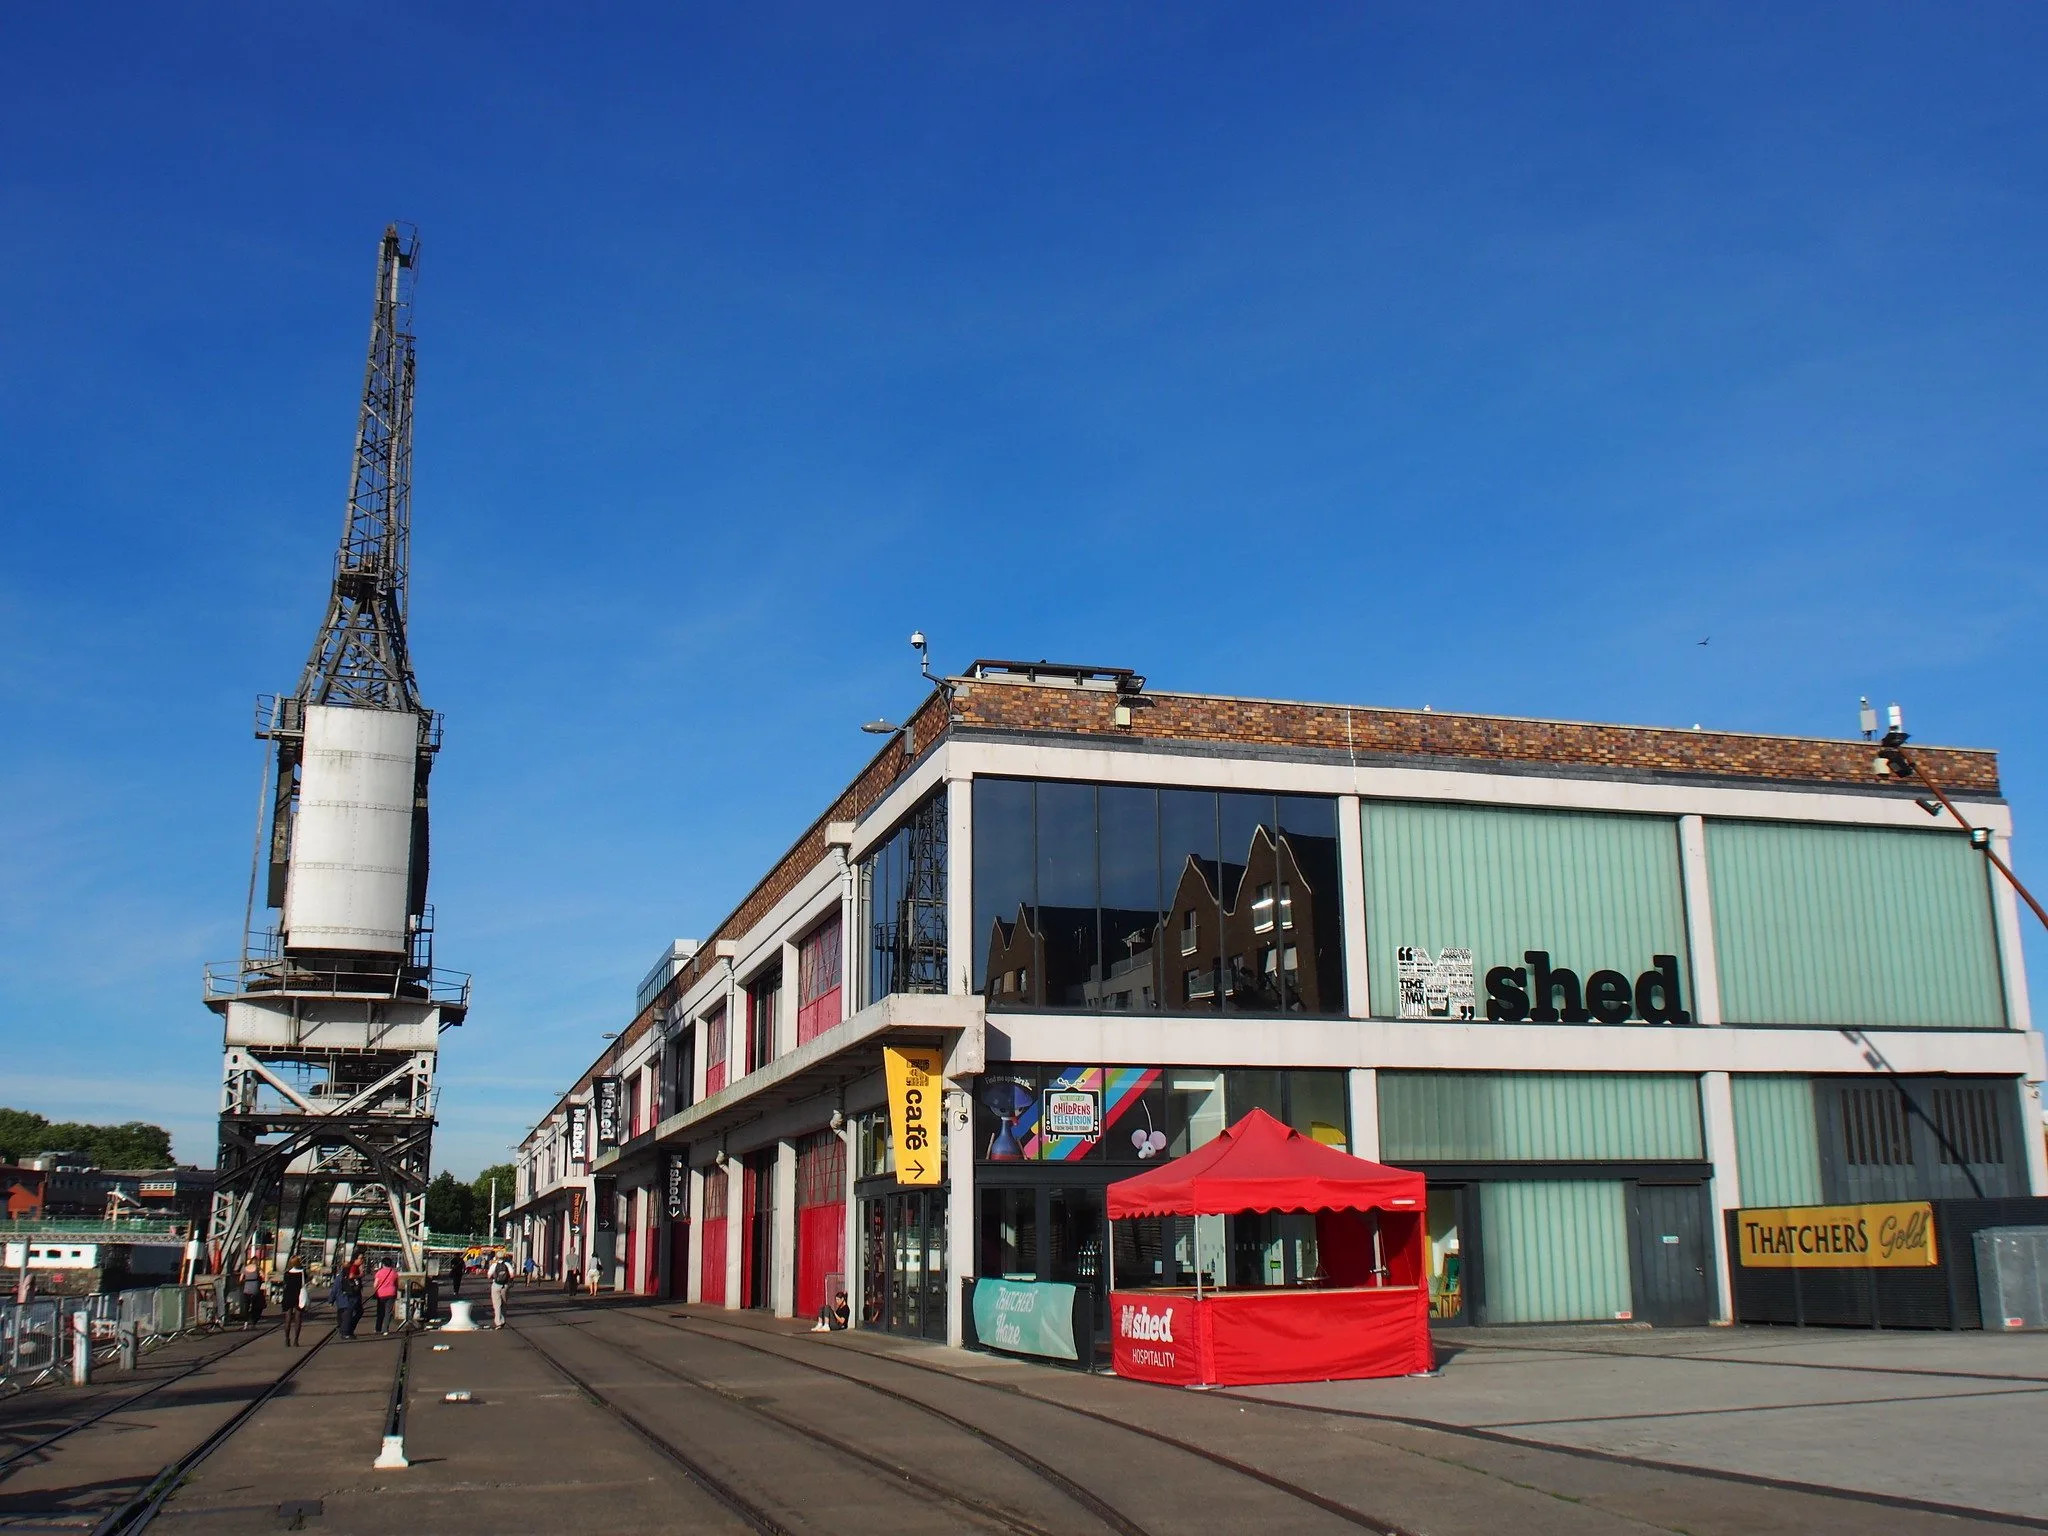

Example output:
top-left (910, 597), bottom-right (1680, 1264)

top-left (424, 1171), bottom-right (478, 1235)
top-left (470, 1162), bottom-right (515, 1229)
top-left (0, 1109), bottom-right (175, 1169)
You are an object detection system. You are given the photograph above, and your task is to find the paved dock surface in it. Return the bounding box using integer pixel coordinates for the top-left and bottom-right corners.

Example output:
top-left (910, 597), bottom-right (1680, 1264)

top-left (7, 1298), bottom-right (2043, 1534)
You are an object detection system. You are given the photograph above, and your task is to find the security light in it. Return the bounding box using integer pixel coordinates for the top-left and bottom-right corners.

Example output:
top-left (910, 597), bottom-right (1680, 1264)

top-left (861, 720), bottom-right (898, 735)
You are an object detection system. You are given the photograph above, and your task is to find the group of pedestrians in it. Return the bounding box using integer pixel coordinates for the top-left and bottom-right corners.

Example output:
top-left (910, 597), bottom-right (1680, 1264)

top-left (324, 1257), bottom-right (402, 1338)
top-left (234, 1250), bottom-right (521, 1340)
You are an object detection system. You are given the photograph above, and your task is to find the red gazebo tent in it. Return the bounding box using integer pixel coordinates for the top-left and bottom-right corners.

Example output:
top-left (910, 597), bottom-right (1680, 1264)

top-left (1105, 1108), bottom-right (1434, 1386)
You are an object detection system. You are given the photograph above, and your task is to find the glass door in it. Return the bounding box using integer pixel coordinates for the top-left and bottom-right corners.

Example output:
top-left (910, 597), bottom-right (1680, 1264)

top-left (1427, 1185), bottom-right (1469, 1323)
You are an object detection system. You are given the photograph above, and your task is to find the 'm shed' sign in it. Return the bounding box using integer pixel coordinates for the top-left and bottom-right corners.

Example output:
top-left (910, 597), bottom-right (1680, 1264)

top-left (1738, 1202), bottom-right (1936, 1268)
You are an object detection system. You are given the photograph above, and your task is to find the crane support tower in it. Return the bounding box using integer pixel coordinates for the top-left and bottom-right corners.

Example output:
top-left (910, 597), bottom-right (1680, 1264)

top-left (202, 224), bottom-right (467, 1283)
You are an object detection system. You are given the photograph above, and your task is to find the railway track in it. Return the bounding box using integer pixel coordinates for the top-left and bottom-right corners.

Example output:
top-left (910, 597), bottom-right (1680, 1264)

top-left (538, 1314), bottom-right (1143, 1536)
top-left (0, 1323), bottom-right (279, 1478)
top-left (640, 1307), bottom-right (2048, 1535)
top-left (87, 1327), bottom-right (336, 1535)
top-left (519, 1315), bottom-right (1123, 1536)
top-left (607, 1308), bottom-right (1412, 1535)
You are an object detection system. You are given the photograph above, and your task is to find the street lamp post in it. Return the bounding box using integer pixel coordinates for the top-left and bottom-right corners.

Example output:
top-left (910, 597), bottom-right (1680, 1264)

top-left (1875, 721), bottom-right (2048, 935)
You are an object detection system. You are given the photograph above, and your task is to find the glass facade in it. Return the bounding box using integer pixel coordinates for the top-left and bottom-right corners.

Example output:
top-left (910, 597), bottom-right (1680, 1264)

top-left (860, 791), bottom-right (949, 1005)
top-left (972, 779), bottom-right (1345, 1013)
top-left (973, 1065), bottom-right (1348, 1164)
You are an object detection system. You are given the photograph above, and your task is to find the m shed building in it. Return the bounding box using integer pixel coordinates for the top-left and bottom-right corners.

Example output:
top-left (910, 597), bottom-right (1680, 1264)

top-left (524, 663), bottom-right (2044, 1342)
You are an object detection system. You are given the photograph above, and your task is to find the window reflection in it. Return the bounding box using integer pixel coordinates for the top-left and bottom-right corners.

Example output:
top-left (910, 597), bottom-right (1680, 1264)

top-left (973, 779), bottom-right (1345, 1015)
top-left (861, 791), bottom-right (948, 1003)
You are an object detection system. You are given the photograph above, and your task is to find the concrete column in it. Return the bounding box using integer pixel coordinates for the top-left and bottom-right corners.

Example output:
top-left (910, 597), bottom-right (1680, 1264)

top-left (780, 939), bottom-right (800, 1058)
top-left (1700, 1070), bottom-right (1741, 1324)
top-left (773, 1140), bottom-right (797, 1318)
top-left (2024, 1081), bottom-right (2048, 1199)
top-left (1991, 831), bottom-right (2036, 1036)
top-left (1337, 794), bottom-right (1371, 1018)
top-left (948, 773), bottom-right (974, 996)
top-left (843, 1121), bottom-right (862, 1325)
top-left (1678, 814), bottom-right (1724, 1026)
top-left (724, 1162), bottom-right (744, 1310)
top-left (636, 1186), bottom-right (653, 1295)
top-left (838, 855), bottom-right (859, 1020)
top-left (685, 1168), bottom-right (705, 1304)
top-left (1347, 1067), bottom-right (1381, 1159)
top-left (946, 1088), bottom-right (973, 1347)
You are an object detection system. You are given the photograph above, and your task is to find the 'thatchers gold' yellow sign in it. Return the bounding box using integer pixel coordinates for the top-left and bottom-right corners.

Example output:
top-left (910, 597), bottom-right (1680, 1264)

top-left (1737, 1202), bottom-right (1936, 1268)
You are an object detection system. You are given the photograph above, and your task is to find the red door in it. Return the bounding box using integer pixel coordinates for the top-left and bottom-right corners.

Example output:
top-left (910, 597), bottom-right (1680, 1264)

top-left (794, 1129), bottom-right (847, 1321)
top-left (700, 1168), bottom-right (728, 1305)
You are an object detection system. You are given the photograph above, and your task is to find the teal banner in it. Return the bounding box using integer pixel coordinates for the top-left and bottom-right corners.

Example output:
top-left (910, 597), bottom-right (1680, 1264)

top-left (972, 1278), bottom-right (1079, 1361)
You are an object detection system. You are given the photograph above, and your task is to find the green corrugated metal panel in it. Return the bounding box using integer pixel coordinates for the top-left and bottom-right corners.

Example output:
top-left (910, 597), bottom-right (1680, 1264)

top-left (1706, 821), bottom-right (2006, 1029)
top-left (1478, 1180), bottom-right (1632, 1323)
top-left (1361, 801), bottom-right (1692, 1019)
top-left (1729, 1076), bottom-right (1823, 1207)
top-left (1379, 1072), bottom-right (1704, 1162)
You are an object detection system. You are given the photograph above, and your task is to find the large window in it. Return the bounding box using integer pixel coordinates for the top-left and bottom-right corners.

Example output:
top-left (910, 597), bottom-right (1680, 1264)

top-left (972, 780), bottom-right (1345, 1013)
top-left (973, 1065), bottom-right (1349, 1163)
top-left (860, 791), bottom-right (949, 1004)
top-left (703, 1005), bottom-right (728, 1097)
top-left (797, 913), bottom-right (843, 1045)
top-left (746, 967), bottom-right (780, 1074)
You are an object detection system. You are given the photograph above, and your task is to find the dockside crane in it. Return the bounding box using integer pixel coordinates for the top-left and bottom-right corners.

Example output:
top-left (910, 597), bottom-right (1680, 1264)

top-left (203, 225), bottom-right (467, 1287)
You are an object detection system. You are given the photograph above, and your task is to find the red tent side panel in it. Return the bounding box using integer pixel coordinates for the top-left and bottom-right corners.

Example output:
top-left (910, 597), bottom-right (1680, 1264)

top-left (1106, 1107), bottom-right (1426, 1218)
top-left (1203, 1287), bottom-right (1435, 1384)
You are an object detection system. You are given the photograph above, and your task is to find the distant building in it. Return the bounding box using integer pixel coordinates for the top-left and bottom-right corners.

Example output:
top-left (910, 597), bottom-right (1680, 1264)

top-left (0, 1167), bottom-right (46, 1220)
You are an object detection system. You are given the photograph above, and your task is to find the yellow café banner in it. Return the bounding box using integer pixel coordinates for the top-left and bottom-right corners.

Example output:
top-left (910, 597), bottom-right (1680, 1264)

top-left (1737, 1201), bottom-right (1937, 1269)
top-left (883, 1045), bottom-right (943, 1187)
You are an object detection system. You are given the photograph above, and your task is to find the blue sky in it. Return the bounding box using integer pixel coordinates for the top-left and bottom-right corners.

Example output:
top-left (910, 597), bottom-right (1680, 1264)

top-left (5, 4), bottom-right (2047, 1174)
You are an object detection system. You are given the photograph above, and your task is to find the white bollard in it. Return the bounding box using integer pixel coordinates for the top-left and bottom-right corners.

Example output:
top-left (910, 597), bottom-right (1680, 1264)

top-left (71, 1311), bottom-right (91, 1386)
top-left (442, 1299), bottom-right (479, 1332)
top-left (373, 1433), bottom-right (409, 1469)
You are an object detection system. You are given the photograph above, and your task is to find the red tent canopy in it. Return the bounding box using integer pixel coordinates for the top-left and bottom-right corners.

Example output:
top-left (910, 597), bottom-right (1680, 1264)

top-left (1105, 1107), bottom-right (1426, 1219)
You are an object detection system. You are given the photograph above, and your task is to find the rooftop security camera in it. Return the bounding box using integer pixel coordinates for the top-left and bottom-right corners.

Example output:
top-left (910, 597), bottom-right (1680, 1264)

top-left (909, 630), bottom-right (926, 650)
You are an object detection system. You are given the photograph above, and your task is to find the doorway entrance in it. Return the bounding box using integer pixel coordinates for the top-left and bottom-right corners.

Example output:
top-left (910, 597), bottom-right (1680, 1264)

top-left (859, 1189), bottom-right (947, 1340)
top-left (1630, 1181), bottom-right (1711, 1326)
top-left (743, 1151), bottom-right (776, 1310)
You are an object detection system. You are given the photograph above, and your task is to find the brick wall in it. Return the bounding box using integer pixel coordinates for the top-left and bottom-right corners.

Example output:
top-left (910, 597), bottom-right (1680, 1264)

top-left (950, 682), bottom-right (2001, 795)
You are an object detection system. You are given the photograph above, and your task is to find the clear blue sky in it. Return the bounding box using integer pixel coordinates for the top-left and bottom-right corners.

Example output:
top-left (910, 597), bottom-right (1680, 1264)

top-left (5, 4), bottom-right (2047, 1175)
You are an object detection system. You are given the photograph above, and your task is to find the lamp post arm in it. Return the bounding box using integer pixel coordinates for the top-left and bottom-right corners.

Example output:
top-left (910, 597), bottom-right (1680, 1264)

top-left (1894, 753), bottom-right (2048, 936)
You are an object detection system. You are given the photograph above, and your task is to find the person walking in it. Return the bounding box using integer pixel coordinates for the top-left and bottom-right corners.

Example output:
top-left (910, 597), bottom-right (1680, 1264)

top-left (522, 1254), bottom-right (537, 1282)
top-left (280, 1256), bottom-right (307, 1347)
top-left (332, 1262), bottom-right (362, 1340)
top-left (239, 1258), bottom-right (265, 1329)
top-left (372, 1258), bottom-right (399, 1335)
top-left (489, 1252), bottom-right (514, 1330)
top-left (446, 1253), bottom-right (464, 1297)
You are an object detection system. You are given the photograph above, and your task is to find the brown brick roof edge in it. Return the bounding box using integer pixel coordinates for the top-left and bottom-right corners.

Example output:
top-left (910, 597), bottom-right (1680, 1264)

top-left (950, 681), bottom-right (2002, 795)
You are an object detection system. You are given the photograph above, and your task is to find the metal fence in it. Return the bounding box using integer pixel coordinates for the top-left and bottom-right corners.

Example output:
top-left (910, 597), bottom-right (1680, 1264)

top-left (0, 1283), bottom-right (217, 1393)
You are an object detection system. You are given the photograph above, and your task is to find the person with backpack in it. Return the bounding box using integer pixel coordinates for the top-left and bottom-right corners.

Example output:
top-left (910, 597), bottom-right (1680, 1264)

top-left (489, 1252), bottom-right (514, 1329)
top-left (331, 1261), bottom-right (363, 1339)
